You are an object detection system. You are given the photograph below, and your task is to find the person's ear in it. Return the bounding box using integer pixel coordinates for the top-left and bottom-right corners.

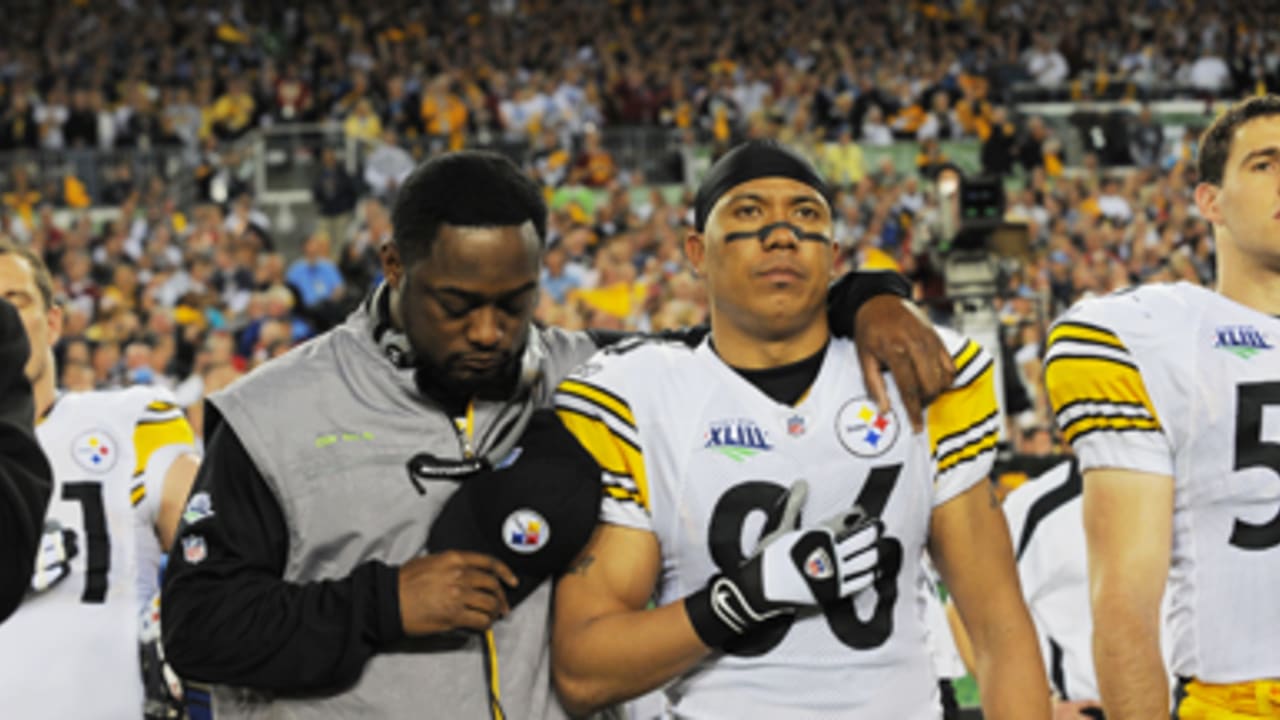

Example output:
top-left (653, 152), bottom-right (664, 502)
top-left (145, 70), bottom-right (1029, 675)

top-left (46, 303), bottom-right (64, 346)
top-left (1193, 182), bottom-right (1223, 226)
top-left (379, 241), bottom-right (404, 288)
top-left (684, 231), bottom-right (707, 278)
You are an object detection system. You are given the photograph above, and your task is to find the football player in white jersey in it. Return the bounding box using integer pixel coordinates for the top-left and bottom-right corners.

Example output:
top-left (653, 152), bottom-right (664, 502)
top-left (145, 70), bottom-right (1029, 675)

top-left (551, 141), bottom-right (1048, 719)
top-left (0, 239), bottom-right (200, 718)
top-left (1045, 94), bottom-right (1280, 719)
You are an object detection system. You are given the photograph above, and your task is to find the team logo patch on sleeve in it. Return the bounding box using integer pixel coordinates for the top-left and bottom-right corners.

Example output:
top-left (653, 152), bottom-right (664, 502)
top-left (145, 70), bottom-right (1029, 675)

top-left (836, 398), bottom-right (900, 457)
top-left (503, 509), bottom-right (550, 554)
top-left (182, 491), bottom-right (215, 525)
top-left (72, 430), bottom-right (118, 473)
top-left (182, 535), bottom-right (207, 564)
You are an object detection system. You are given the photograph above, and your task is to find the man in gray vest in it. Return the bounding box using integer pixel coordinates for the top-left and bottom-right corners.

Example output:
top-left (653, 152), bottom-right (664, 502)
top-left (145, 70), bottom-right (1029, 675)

top-left (161, 150), bottom-right (952, 718)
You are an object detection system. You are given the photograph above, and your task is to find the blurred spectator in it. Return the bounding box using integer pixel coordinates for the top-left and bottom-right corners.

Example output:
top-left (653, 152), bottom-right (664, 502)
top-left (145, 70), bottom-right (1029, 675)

top-left (816, 126), bottom-right (865, 188)
top-left (339, 199), bottom-right (389, 299)
top-left (1023, 33), bottom-right (1070, 88)
top-left (1097, 178), bottom-right (1134, 224)
top-left (60, 360), bottom-right (96, 392)
top-left (0, 93), bottom-right (37, 151)
top-left (1017, 116), bottom-right (1053, 175)
top-left (211, 76), bottom-right (257, 141)
top-left (541, 242), bottom-right (585, 306)
top-left (571, 126), bottom-right (618, 188)
top-left (362, 129), bottom-right (414, 204)
top-left (982, 107), bottom-right (1018, 177)
top-left (223, 193), bottom-right (271, 240)
top-left (917, 91), bottom-right (962, 142)
top-left (285, 232), bottom-right (344, 329)
top-left (64, 88), bottom-right (98, 149)
top-left (343, 98), bottom-right (383, 145)
top-left (273, 63), bottom-right (314, 124)
top-left (860, 106), bottom-right (893, 147)
top-left (916, 139), bottom-right (950, 180)
top-left (1129, 106), bottom-right (1165, 169)
top-left (34, 85), bottom-right (69, 151)
top-left (286, 232), bottom-right (343, 307)
top-left (531, 127), bottom-right (574, 188)
top-left (1189, 43), bottom-right (1233, 95)
top-left (312, 147), bottom-right (360, 254)
top-left (420, 74), bottom-right (468, 152)
top-left (2, 167), bottom-right (41, 238)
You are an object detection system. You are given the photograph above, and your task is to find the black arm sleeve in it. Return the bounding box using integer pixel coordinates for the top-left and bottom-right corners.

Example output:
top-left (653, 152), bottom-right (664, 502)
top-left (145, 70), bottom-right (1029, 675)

top-left (161, 421), bottom-right (404, 692)
top-left (583, 269), bottom-right (912, 350)
top-left (0, 298), bottom-right (52, 624)
top-left (825, 269), bottom-right (913, 339)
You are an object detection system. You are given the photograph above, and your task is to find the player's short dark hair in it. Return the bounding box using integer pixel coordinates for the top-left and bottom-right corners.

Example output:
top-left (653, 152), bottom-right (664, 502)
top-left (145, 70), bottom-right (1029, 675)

top-left (391, 150), bottom-right (547, 267)
top-left (0, 237), bottom-right (54, 311)
top-left (1199, 95), bottom-right (1280, 186)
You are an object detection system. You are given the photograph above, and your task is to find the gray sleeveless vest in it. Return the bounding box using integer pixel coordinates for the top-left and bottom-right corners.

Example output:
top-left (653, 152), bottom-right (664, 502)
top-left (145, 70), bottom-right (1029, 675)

top-left (206, 290), bottom-right (597, 719)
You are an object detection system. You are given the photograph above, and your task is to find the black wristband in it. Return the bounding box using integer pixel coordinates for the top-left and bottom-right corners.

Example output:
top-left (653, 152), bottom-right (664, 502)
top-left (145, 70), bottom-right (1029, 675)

top-left (826, 270), bottom-right (913, 340)
top-left (684, 578), bottom-right (739, 650)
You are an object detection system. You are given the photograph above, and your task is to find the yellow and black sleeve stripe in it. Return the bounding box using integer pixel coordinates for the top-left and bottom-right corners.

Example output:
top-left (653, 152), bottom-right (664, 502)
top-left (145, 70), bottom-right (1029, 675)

top-left (131, 404), bottom-right (197, 504)
top-left (554, 378), bottom-right (650, 512)
top-left (929, 339), bottom-right (1000, 475)
top-left (1044, 321), bottom-right (1162, 445)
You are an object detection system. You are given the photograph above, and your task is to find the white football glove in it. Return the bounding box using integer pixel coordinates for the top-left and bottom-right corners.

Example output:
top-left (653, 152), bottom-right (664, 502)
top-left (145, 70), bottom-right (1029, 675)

top-left (756, 480), bottom-right (882, 605)
top-left (686, 479), bottom-right (883, 647)
top-left (30, 520), bottom-right (78, 593)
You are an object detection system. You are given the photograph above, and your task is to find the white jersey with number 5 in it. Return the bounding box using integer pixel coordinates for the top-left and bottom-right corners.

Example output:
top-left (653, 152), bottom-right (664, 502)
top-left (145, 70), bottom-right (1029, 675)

top-left (1045, 282), bottom-right (1280, 683)
top-left (0, 387), bottom-right (196, 718)
top-left (555, 330), bottom-right (998, 719)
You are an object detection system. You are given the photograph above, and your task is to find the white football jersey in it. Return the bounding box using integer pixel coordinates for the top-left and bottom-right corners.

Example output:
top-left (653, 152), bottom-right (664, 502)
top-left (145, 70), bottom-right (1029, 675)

top-left (0, 387), bottom-right (196, 718)
top-left (1046, 282), bottom-right (1280, 684)
top-left (556, 330), bottom-right (998, 719)
top-left (1002, 458), bottom-right (1096, 700)
top-left (1003, 458), bottom-right (1176, 702)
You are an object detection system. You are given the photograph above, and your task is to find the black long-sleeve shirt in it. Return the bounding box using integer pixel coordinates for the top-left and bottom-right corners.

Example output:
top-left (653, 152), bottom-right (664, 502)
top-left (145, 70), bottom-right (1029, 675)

top-left (161, 269), bottom-right (912, 691)
top-left (162, 419), bottom-right (403, 691)
top-left (0, 298), bottom-right (52, 623)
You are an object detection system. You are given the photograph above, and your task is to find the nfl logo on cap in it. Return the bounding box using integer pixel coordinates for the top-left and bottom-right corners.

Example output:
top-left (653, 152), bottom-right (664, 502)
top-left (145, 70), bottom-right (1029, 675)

top-left (503, 509), bottom-right (550, 554)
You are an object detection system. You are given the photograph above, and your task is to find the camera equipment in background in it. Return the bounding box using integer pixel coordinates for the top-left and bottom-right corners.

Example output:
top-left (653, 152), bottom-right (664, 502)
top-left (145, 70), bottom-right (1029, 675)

top-left (934, 166), bottom-right (1033, 444)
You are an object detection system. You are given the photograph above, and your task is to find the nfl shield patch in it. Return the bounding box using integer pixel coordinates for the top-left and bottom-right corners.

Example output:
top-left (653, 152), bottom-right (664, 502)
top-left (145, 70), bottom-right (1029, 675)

top-left (804, 547), bottom-right (834, 580)
top-left (182, 535), bottom-right (207, 564)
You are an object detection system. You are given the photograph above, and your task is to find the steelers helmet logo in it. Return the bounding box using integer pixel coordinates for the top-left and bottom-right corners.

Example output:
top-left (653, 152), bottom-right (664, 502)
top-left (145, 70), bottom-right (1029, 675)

top-left (835, 398), bottom-right (900, 457)
top-left (503, 509), bottom-right (550, 554)
top-left (72, 430), bottom-right (118, 474)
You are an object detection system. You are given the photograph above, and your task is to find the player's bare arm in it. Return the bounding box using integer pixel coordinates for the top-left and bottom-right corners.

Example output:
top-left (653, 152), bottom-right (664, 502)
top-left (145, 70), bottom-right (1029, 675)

top-left (551, 524), bottom-right (707, 716)
top-left (1083, 468), bottom-right (1173, 719)
top-left (855, 295), bottom-right (955, 431)
top-left (930, 480), bottom-right (1051, 720)
top-left (156, 452), bottom-right (200, 551)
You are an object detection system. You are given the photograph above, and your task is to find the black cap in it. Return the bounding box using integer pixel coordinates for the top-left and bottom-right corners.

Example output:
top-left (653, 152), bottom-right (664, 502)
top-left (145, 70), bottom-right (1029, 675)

top-left (427, 409), bottom-right (601, 608)
top-left (693, 139), bottom-right (832, 232)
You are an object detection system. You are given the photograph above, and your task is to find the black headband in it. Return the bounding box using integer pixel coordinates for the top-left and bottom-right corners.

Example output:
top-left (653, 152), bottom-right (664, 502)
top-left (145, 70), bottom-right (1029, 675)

top-left (693, 140), bottom-right (832, 232)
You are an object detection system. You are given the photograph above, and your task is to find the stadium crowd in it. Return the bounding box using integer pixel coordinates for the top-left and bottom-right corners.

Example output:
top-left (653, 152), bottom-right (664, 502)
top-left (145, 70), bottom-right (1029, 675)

top-left (0, 0), bottom-right (1251, 445)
